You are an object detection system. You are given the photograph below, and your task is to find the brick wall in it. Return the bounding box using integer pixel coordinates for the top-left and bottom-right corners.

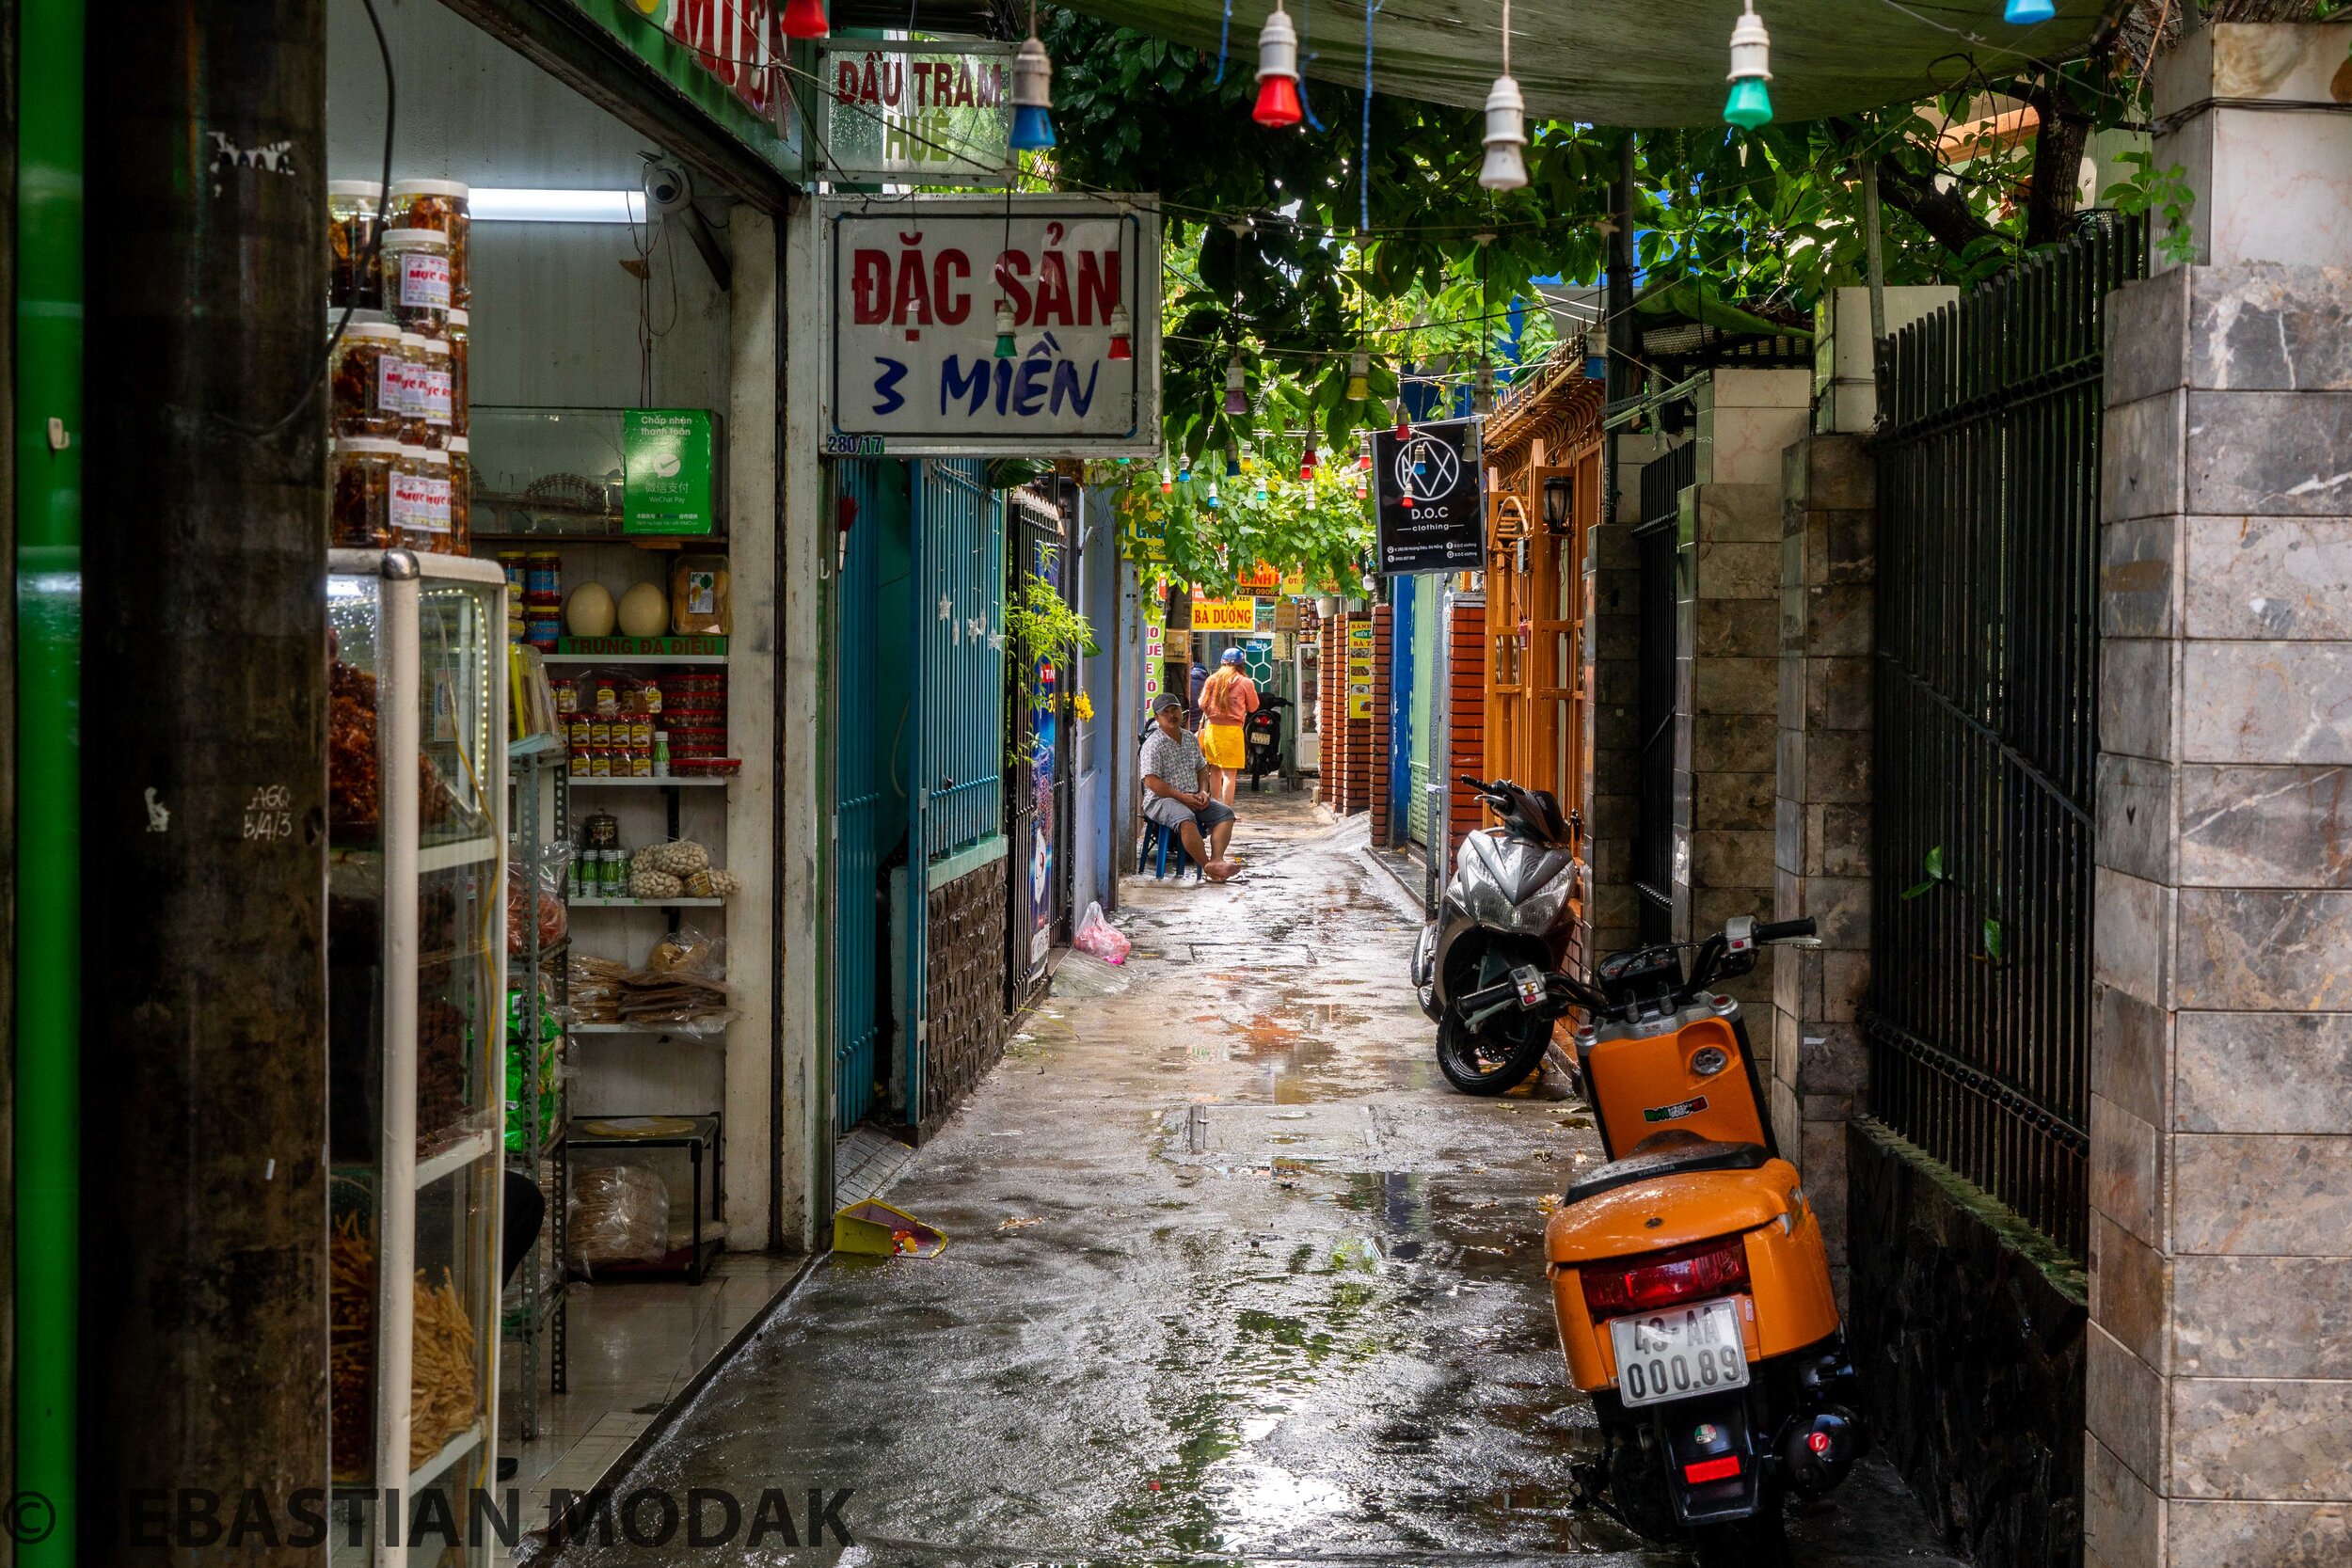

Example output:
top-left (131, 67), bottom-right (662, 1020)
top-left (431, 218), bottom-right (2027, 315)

top-left (1345, 610), bottom-right (1373, 816)
top-left (1446, 598), bottom-right (1486, 852)
top-left (1315, 614), bottom-right (1337, 806)
top-left (1369, 602), bottom-right (1393, 842)
top-left (922, 854), bottom-right (1009, 1126)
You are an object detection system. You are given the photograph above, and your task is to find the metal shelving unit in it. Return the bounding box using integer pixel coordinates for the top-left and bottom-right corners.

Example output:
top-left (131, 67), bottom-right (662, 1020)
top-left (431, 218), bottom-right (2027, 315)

top-left (502, 730), bottom-right (570, 1439)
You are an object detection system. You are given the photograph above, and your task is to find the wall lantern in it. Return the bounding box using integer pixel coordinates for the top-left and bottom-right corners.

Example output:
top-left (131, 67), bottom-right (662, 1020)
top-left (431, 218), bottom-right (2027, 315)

top-left (1542, 474), bottom-right (1573, 535)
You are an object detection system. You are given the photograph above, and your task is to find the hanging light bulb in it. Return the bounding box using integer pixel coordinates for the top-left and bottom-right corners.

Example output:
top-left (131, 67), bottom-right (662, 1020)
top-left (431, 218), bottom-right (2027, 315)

top-left (1206, 483), bottom-right (1223, 510)
top-left (1478, 0), bottom-right (1528, 190)
top-left (1223, 352), bottom-right (1248, 416)
top-left (1475, 362), bottom-right (1497, 415)
top-left (1724, 1), bottom-right (1773, 130)
top-left (1345, 350), bottom-right (1371, 403)
top-left (1224, 448), bottom-right (1242, 479)
top-left (1253, 3), bottom-right (1306, 128)
top-left (1177, 455), bottom-right (1192, 484)
top-left (2003, 0), bottom-right (2055, 20)
top-left (993, 300), bottom-right (1018, 358)
top-left (780, 0), bottom-right (830, 40)
top-left (1009, 32), bottom-right (1057, 151)
top-left (1239, 445), bottom-right (1256, 473)
top-left (1106, 303), bottom-right (1134, 361)
top-left (1160, 463), bottom-right (1174, 495)
top-left (1301, 444), bottom-right (1319, 481)
top-left (1394, 404), bottom-right (1412, 441)
top-left (1358, 451), bottom-right (1373, 471)
top-left (1480, 75), bottom-right (1529, 190)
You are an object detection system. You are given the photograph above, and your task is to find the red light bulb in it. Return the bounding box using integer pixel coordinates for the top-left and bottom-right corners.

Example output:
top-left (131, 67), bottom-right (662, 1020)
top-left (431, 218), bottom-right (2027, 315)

top-left (1253, 5), bottom-right (1305, 129)
top-left (1253, 74), bottom-right (1304, 128)
top-left (781, 0), bottom-right (829, 39)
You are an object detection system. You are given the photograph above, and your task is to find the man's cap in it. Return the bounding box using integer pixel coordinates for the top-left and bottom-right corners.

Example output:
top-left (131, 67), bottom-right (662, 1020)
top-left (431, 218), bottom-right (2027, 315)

top-left (1152, 692), bottom-right (1184, 714)
top-left (1220, 647), bottom-right (1244, 664)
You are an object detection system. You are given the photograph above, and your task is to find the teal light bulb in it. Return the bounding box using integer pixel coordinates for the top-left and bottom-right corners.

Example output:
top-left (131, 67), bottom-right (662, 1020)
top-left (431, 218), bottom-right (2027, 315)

top-left (2004, 0), bottom-right (2055, 20)
top-left (1724, 76), bottom-right (1772, 130)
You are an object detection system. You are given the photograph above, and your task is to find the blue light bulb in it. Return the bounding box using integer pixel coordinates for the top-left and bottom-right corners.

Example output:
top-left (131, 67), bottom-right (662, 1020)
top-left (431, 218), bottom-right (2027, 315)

top-left (2004, 0), bottom-right (2055, 19)
top-left (1009, 103), bottom-right (1057, 151)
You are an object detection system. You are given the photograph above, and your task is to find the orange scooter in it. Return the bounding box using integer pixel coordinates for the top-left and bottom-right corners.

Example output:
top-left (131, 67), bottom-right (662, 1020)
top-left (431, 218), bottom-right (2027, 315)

top-left (1461, 914), bottom-right (1861, 1563)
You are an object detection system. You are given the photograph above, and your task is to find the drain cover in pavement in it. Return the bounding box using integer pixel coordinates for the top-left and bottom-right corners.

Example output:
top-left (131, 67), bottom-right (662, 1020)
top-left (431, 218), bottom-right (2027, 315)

top-left (1167, 1101), bottom-right (1379, 1164)
top-left (1187, 942), bottom-right (1315, 966)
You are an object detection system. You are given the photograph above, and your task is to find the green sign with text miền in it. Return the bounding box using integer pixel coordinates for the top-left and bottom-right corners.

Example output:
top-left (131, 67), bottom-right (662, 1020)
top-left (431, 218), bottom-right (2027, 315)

top-left (624, 408), bottom-right (717, 535)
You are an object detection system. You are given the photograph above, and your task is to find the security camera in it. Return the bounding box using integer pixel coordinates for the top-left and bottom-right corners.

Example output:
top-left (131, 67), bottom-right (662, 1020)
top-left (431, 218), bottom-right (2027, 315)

top-left (643, 159), bottom-right (692, 214)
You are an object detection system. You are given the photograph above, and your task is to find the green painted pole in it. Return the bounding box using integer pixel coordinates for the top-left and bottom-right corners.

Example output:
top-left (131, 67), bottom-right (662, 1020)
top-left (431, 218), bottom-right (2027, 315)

top-left (13, 0), bottom-right (82, 1560)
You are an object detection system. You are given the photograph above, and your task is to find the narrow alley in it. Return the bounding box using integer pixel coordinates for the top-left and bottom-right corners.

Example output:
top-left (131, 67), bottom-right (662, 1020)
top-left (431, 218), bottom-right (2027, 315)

top-left (546, 793), bottom-right (1960, 1568)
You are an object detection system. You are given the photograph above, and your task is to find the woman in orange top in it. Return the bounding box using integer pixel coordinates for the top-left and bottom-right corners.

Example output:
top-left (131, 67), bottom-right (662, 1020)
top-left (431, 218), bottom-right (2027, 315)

top-left (1197, 647), bottom-right (1260, 806)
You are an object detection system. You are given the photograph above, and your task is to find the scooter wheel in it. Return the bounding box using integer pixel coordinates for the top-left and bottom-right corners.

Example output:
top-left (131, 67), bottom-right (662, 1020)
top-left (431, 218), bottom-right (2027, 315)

top-left (1435, 1008), bottom-right (1549, 1096)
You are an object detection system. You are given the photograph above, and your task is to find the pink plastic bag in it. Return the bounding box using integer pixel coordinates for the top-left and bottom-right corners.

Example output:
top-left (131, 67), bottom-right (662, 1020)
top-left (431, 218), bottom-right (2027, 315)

top-left (1073, 901), bottom-right (1131, 965)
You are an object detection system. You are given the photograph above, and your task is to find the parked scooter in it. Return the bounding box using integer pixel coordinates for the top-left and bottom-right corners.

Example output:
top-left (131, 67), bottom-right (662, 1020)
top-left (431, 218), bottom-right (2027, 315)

top-left (1457, 913), bottom-right (1860, 1564)
top-left (1409, 774), bottom-right (1582, 1095)
top-left (1243, 691), bottom-right (1291, 791)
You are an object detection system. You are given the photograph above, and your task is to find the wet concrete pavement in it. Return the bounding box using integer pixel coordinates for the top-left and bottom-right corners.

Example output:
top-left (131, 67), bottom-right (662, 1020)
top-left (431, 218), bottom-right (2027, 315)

top-left (548, 792), bottom-right (1964, 1567)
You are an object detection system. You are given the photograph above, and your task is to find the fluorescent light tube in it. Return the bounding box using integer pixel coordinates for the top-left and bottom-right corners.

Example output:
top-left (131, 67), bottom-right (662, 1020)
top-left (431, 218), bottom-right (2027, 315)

top-left (468, 188), bottom-right (646, 223)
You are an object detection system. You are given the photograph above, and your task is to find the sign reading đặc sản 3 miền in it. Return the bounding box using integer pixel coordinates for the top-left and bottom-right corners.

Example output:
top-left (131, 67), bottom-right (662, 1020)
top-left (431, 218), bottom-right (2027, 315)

top-left (822, 194), bottom-right (1163, 457)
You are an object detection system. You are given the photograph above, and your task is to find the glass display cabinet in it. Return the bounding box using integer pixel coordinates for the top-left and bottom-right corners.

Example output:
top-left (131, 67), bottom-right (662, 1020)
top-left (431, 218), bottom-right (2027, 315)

top-left (327, 548), bottom-right (508, 1561)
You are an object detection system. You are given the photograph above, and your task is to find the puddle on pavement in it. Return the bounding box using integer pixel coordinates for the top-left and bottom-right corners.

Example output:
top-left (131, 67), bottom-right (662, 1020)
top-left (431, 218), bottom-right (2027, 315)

top-left (543, 800), bottom-right (1953, 1568)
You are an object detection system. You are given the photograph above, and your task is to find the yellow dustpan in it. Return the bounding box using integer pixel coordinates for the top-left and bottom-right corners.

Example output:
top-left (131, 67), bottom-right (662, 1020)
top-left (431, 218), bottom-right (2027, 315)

top-left (833, 1198), bottom-right (948, 1258)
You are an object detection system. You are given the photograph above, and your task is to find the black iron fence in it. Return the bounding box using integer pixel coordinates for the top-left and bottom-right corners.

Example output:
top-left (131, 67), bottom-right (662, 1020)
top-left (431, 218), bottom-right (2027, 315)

top-left (1866, 217), bottom-right (2147, 1259)
top-left (1632, 441), bottom-right (1694, 944)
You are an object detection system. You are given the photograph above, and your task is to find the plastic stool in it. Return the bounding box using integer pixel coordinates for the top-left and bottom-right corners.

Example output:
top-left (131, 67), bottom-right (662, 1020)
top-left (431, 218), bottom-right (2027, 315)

top-left (1138, 819), bottom-right (1198, 881)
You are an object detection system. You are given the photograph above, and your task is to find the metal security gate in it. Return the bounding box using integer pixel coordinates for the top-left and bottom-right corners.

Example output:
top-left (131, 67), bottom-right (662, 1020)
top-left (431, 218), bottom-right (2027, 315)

top-left (1866, 217), bottom-right (2146, 1259)
top-left (1631, 442), bottom-right (1692, 944)
top-left (830, 458), bottom-right (893, 1132)
top-left (906, 458), bottom-right (1005, 1124)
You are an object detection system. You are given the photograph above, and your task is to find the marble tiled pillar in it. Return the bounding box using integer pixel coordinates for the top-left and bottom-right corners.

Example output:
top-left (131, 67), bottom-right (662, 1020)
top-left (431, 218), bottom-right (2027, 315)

top-left (2086, 261), bottom-right (2352, 1566)
top-left (1681, 371), bottom-right (1809, 1006)
top-left (2084, 28), bottom-right (2352, 1567)
top-left (1770, 434), bottom-right (1874, 1297)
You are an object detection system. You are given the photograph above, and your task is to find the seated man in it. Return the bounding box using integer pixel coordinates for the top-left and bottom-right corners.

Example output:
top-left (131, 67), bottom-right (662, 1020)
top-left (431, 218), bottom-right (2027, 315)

top-left (1140, 693), bottom-right (1237, 880)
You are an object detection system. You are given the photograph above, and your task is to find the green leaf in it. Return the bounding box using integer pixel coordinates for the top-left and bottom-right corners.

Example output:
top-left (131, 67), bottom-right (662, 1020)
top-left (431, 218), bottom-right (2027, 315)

top-left (1981, 918), bottom-right (2005, 963)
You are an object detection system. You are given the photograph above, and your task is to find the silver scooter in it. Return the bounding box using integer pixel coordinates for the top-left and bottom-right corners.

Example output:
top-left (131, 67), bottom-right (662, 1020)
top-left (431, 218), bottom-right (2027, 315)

top-left (1410, 775), bottom-right (1584, 1095)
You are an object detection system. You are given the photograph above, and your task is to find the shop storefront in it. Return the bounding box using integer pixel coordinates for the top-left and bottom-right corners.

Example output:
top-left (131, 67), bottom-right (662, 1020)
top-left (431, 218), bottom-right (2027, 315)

top-left (320, 0), bottom-right (806, 1527)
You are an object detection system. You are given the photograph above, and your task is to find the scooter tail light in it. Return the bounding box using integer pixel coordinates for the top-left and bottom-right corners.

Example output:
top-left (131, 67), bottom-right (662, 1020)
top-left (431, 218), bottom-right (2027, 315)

top-left (1683, 1455), bottom-right (1740, 1483)
top-left (1578, 1232), bottom-right (1752, 1317)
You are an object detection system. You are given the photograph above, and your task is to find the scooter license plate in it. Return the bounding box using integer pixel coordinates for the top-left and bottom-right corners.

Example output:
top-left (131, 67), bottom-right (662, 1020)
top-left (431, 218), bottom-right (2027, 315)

top-left (1608, 1298), bottom-right (1750, 1408)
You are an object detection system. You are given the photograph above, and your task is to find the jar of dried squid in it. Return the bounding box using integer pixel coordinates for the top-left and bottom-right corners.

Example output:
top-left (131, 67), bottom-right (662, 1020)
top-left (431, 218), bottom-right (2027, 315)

top-left (389, 180), bottom-right (471, 305)
top-left (444, 308), bottom-right (469, 436)
top-left (390, 445), bottom-right (433, 552)
top-left (412, 335), bottom-right (454, 448)
top-left (415, 446), bottom-right (453, 553)
top-left (327, 181), bottom-right (384, 311)
top-left (381, 228), bottom-right (452, 334)
top-left (446, 436), bottom-right (471, 555)
top-left (331, 438), bottom-right (403, 548)
top-left (396, 334), bottom-right (433, 443)
top-left (330, 320), bottom-right (406, 438)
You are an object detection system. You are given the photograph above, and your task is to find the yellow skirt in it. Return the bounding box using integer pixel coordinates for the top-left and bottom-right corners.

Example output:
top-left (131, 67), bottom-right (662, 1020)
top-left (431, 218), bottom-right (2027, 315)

top-left (1200, 721), bottom-right (1248, 769)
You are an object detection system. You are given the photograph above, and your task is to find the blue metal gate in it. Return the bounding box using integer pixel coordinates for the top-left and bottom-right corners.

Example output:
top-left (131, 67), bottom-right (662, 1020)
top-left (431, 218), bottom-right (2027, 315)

top-left (831, 458), bottom-right (891, 1132)
top-left (905, 458), bottom-right (1004, 1123)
